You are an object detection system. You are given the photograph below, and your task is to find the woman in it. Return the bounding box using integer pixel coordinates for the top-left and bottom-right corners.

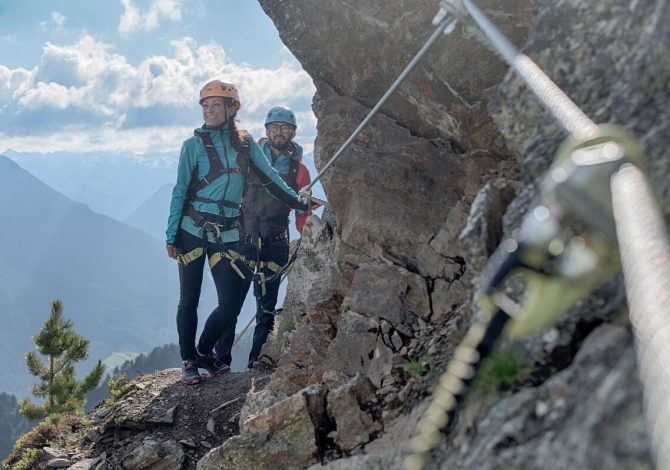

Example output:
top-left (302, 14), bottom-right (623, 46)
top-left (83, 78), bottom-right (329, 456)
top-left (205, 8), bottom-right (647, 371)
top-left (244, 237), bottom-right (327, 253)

top-left (165, 80), bottom-right (307, 385)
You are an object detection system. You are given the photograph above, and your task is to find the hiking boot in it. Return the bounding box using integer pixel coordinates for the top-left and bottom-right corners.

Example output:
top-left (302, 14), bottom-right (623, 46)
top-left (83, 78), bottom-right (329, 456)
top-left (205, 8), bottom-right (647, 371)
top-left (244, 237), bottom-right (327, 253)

top-left (248, 355), bottom-right (275, 370)
top-left (196, 354), bottom-right (231, 377)
top-left (181, 360), bottom-right (202, 385)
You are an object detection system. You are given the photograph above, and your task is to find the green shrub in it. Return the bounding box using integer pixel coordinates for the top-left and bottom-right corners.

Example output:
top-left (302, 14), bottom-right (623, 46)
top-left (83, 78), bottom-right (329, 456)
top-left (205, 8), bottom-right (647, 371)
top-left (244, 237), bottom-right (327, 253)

top-left (406, 356), bottom-right (437, 377)
top-left (11, 433), bottom-right (29, 453)
top-left (4, 423), bottom-right (57, 469)
top-left (108, 374), bottom-right (134, 402)
top-left (3, 414), bottom-right (91, 469)
top-left (278, 319), bottom-right (296, 335)
top-left (10, 448), bottom-right (42, 470)
top-left (45, 413), bottom-right (63, 425)
top-left (470, 345), bottom-right (533, 395)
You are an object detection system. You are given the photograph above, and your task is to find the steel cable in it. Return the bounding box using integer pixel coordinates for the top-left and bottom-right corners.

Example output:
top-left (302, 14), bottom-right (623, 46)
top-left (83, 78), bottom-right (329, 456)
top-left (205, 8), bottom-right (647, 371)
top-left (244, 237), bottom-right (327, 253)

top-left (611, 164), bottom-right (670, 469)
top-left (303, 14), bottom-right (457, 192)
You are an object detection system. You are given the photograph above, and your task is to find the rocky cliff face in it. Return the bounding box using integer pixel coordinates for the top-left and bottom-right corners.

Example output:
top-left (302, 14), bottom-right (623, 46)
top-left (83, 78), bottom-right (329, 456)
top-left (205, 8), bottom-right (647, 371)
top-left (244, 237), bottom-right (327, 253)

top-left (11, 1), bottom-right (668, 469)
top-left (234, 0), bottom-right (665, 468)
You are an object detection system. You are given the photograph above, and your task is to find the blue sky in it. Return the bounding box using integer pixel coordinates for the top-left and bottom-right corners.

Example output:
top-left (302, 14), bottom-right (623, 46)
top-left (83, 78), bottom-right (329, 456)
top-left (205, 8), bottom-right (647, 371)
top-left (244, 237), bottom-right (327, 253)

top-left (0, 0), bottom-right (317, 154)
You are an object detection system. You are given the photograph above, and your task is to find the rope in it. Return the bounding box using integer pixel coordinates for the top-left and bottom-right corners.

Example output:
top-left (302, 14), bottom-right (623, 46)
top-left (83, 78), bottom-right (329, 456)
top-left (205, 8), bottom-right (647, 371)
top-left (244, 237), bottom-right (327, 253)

top-left (302, 12), bottom-right (458, 193)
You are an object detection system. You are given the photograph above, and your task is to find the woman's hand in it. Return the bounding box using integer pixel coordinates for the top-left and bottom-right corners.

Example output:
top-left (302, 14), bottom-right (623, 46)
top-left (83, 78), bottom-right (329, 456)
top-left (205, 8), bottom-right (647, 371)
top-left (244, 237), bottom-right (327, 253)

top-left (166, 244), bottom-right (179, 259)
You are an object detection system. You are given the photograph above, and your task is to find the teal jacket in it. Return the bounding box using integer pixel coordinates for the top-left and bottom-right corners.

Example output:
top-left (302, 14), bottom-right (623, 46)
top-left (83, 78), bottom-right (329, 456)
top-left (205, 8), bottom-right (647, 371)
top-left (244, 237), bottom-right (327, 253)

top-left (166, 127), bottom-right (305, 244)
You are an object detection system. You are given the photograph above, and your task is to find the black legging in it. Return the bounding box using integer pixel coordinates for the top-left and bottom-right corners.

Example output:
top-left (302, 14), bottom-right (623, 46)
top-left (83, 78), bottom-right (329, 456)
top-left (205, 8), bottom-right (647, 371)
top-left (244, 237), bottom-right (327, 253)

top-left (176, 229), bottom-right (251, 361)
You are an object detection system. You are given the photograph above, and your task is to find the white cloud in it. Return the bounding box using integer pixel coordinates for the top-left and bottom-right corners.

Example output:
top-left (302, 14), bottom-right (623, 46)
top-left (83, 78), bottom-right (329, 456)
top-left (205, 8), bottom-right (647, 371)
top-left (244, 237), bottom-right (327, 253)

top-left (0, 116), bottom-right (316, 155)
top-left (119, 0), bottom-right (182, 37)
top-left (52, 12), bottom-right (67, 30)
top-left (18, 82), bottom-right (71, 110)
top-left (0, 65), bottom-right (33, 104)
top-left (146, 0), bottom-right (181, 29)
top-left (0, 34), bottom-right (317, 154)
top-left (0, 125), bottom-right (192, 154)
top-left (118, 0), bottom-right (141, 37)
top-left (2, 34), bottom-right (313, 121)
top-left (1, 35), bottom-right (18, 45)
top-left (38, 11), bottom-right (67, 33)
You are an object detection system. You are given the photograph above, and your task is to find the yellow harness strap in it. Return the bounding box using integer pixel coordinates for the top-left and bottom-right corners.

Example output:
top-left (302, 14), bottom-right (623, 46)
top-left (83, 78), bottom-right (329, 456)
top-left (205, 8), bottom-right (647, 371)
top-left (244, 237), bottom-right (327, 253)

top-left (259, 261), bottom-right (282, 273)
top-left (209, 252), bottom-right (222, 269)
top-left (177, 247), bottom-right (204, 266)
top-left (257, 272), bottom-right (267, 297)
top-left (253, 261), bottom-right (283, 297)
top-left (208, 249), bottom-right (250, 279)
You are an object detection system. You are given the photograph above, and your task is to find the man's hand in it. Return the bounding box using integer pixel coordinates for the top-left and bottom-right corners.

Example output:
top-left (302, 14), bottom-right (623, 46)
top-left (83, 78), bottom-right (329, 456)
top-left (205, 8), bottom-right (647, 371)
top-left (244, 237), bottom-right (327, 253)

top-left (298, 188), bottom-right (328, 210)
top-left (298, 188), bottom-right (311, 205)
top-left (166, 244), bottom-right (179, 259)
top-left (289, 239), bottom-right (300, 256)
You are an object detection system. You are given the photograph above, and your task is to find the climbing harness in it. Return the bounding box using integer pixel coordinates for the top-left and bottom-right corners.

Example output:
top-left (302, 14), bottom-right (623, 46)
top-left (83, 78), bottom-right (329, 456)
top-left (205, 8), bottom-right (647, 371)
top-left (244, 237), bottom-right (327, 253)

top-left (208, 248), bottom-right (255, 279)
top-left (403, 2), bottom-right (670, 470)
top-left (177, 237), bottom-right (255, 280)
top-left (247, 231), bottom-right (302, 294)
top-left (298, 7), bottom-right (459, 202)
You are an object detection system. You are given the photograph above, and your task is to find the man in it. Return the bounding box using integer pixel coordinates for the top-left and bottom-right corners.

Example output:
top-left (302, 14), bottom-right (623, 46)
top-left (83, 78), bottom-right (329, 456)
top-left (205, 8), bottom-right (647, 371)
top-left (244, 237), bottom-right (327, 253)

top-left (215, 105), bottom-right (312, 369)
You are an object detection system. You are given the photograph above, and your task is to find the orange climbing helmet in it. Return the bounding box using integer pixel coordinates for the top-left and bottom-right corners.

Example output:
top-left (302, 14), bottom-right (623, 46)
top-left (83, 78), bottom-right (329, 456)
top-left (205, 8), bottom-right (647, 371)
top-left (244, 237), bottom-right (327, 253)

top-left (199, 80), bottom-right (241, 107)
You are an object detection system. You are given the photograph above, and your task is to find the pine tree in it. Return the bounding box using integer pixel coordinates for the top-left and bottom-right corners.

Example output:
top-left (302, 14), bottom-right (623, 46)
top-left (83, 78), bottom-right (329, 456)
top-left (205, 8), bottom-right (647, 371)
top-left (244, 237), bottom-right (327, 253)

top-left (20, 300), bottom-right (105, 421)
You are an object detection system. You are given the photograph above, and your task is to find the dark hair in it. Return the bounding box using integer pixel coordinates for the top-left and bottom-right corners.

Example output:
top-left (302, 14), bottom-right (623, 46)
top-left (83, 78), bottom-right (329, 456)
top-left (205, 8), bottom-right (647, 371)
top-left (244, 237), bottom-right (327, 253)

top-left (229, 118), bottom-right (250, 154)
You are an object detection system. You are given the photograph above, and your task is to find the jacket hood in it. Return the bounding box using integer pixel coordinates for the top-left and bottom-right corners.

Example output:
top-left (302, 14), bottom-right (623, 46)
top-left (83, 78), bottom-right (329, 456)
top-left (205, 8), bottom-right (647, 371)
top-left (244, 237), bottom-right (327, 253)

top-left (288, 141), bottom-right (303, 161)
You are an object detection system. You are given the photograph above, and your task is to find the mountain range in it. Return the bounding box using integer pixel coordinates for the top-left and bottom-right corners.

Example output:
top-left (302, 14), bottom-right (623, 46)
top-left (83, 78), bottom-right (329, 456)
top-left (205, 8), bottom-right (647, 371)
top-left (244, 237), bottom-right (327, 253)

top-left (0, 156), bottom-right (220, 397)
top-left (3, 150), bottom-right (177, 221)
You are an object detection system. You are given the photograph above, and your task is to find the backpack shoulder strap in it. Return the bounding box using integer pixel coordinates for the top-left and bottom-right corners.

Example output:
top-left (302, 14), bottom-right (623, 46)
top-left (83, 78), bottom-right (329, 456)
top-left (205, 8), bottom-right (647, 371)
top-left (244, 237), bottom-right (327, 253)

top-left (287, 157), bottom-right (300, 191)
top-left (193, 130), bottom-right (228, 191)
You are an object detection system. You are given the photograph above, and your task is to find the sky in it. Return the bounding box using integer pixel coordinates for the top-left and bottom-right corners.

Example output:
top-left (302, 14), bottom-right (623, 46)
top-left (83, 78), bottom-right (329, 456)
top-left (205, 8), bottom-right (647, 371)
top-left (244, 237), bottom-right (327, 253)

top-left (0, 0), bottom-right (317, 155)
